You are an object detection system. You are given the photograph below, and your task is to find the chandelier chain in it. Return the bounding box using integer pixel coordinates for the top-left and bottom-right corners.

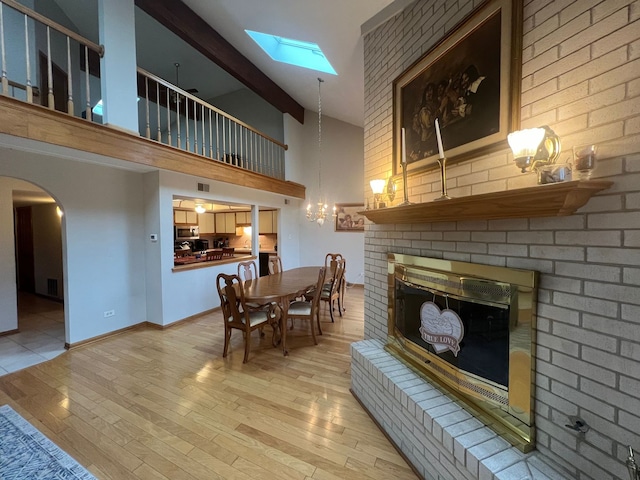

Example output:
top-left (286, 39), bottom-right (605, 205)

top-left (318, 77), bottom-right (323, 194)
top-left (306, 77), bottom-right (334, 226)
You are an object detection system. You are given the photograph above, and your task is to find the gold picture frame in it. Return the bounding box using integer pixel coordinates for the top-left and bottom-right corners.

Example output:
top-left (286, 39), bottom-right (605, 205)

top-left (334, 203), bottom-right (365, 232)
top-left (393, 0), bottom-right (522, 174)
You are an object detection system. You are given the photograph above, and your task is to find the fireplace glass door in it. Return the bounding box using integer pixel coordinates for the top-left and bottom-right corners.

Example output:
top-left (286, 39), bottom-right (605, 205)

top-left (395, 279), bottom-right (510, 389)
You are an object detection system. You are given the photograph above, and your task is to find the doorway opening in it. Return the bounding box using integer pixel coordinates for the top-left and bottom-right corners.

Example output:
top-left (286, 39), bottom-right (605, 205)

top-left (0, 179), bottom-right (66, 376)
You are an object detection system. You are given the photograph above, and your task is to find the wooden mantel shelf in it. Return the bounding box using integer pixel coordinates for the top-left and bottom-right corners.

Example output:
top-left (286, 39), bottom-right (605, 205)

top-left (360, 180), bottom-right (613, 224)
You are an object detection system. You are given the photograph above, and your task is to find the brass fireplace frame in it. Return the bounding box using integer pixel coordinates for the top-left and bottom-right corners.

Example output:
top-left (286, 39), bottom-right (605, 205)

top-left (386, 253), bottom-right (538, 452)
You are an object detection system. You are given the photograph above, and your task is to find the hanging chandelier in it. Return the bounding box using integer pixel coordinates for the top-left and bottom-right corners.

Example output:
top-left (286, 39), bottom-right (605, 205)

top-left (306, 77), bottom-right (336, 226)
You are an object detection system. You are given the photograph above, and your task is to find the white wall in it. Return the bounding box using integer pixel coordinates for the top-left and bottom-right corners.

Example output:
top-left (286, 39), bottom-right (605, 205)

top-left (212, 88), bottom-right (285, 143)
top-left (0, 145), bottom-right (147, 344)
top-left (0, 178), bottom-right (19, 333)
top-left (156, 169), bottom-right (302, 324)
top-left (297, 110), bottom-right (365, 284)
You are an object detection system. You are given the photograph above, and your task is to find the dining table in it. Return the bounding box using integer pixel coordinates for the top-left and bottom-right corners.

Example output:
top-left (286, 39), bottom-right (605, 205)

top-left (241, 266), bottom-right (321, 356)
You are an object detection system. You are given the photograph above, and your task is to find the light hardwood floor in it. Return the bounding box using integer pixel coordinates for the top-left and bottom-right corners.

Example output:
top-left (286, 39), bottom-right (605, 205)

top-left (0, 285), bottom-right (418, 480)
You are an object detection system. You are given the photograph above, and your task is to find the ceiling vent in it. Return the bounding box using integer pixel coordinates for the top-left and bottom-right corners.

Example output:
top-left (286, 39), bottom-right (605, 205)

top-left (197, 183), bottom-right (210, 192)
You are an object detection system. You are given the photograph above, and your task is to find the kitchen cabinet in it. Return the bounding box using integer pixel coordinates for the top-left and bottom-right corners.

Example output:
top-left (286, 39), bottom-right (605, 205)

top-left (174, 210), bottom-right (198, 225)
top-left (198, 213), bottom-right (215, 234)
top-left (235, 211), bottom-right (250, 225)
top-left (215, 212), bottom-right (236, 234)
top-left (259, 210), bottom-right (278, 234)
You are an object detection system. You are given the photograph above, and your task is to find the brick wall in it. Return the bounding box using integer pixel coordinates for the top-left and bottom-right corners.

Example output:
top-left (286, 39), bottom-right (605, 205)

top-left (360, 1), bottom-right (640, 479)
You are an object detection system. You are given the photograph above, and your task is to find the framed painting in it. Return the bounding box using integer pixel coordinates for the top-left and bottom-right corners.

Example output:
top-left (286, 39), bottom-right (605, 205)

top-left (393, 0), bottom-right (522, 174)
top-left (334, 203), bottom-right (365, 232)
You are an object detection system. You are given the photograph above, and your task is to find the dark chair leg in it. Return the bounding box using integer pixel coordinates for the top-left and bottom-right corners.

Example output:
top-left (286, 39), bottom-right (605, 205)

top-left (243, 329), bottom-right (251, 363)
top-left (223, 328), bottom-right (231, 357)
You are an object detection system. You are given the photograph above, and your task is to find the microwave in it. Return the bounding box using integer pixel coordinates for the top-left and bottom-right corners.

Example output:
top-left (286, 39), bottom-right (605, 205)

top-left (175, 225), bottom-right (199, 240)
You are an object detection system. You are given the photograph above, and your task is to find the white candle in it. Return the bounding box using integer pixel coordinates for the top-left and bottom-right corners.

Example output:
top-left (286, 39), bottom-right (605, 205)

top-left (401, 127), bottom-right (407, 165)
top-left (435, 118), bottom-right (445, 159)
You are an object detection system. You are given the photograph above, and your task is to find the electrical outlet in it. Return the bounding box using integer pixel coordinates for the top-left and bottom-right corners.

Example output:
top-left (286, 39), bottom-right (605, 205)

top-left (103, 310), bottom-right (115, 318)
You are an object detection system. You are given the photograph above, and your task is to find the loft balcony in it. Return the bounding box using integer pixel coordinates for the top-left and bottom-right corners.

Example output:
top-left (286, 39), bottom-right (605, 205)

top-left (0, 0), bottom-right (305, 199)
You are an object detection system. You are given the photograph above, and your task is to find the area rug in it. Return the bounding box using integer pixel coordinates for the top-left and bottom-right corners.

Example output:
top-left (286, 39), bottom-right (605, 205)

top-left (0, 404), bottom-right (96, 479)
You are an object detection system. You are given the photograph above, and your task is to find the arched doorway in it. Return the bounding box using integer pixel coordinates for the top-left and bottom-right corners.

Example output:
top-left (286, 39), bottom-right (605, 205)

top-left (0, 178), bottom-right (66, 376)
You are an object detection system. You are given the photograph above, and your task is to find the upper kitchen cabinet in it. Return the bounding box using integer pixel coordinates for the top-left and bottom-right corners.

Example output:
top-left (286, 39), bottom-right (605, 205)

top-left (259, 210), bottom-right (278, 234)
top-left (235, 211), bottom-right (250, 225)
top-left (174, 210), bottom-right (198, 225)
top-left (215, 212), bottom-right (236, 234)
top-left (199, 213), bottom-right (216, 234)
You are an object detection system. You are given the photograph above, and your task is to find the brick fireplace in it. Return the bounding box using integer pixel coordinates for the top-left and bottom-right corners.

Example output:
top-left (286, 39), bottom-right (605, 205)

top-left (354, 1), bottom-right (640, 479)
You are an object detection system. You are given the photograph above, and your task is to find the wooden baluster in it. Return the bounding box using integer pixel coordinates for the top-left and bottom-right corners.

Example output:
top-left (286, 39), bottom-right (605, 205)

top-left (176, 93), bottom-right (181, 148)
top-left (0, 3), bottom-right (8, 95)
top-left (208, 109), bottom-right (213, 158)
top-left (166, 87), bottom-right (171, 145)
top-left (156, 80), bottom-right (161, 141)
top-left (144, 77), bottom-right (150, 138)
top-left (185, 96), bottom-right (190, 152)
top-left (216, 112), bottom-right (220, 160)
top-left (46, 26), bottom-right (54, 109)
top-left (24, 16), bottom-right (32, 103)
top-left (221, 116), bottom-right (226, 161)
top-left (84, 45), bottom-right (90, 120)
top-left (234, 121), bottom-right (238, 166)
top-left (66, 36), bottom-right (73, 114)
top-left (193, 99), bottom-right (198, 154)
top-left (201, 104), bottom-right (205, 156)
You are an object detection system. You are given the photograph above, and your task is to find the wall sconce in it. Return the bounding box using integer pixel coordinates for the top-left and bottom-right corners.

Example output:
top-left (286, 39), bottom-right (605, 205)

top-left (386, 177), bottom-right (396, 205)
top-left (370, 179), bottom-right (386, 209)
top-left (194, 204), bottom-right (206, 214)
top-left (370, 178), bottom-right (397, 209)
top-left (507, 126), bottom-right (561, 173)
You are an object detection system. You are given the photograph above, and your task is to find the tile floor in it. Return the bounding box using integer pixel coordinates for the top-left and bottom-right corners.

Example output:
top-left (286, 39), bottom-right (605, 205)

top-left (0, 293), bottom-right (66, 376)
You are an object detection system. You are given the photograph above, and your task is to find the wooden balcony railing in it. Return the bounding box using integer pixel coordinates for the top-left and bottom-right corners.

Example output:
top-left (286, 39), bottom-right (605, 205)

top-left (0, 0), bottom-right (286, 181)
top-left (137, 68), bottom-right (286, 180)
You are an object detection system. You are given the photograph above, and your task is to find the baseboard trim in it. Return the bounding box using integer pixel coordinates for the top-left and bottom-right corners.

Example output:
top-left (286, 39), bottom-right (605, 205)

top-left (0, 328), bottom-right (20, 337)
top-left (65, 307), bottom-right (222, 348)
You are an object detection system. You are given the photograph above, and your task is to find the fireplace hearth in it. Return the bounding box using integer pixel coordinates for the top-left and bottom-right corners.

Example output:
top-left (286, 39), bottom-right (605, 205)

top-left (386, 253), bottom-right (538, 451)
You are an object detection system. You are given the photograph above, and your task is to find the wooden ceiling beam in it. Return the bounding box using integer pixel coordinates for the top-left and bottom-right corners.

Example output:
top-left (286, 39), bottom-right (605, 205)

top-left (135, 0), bottom-right (305, 124)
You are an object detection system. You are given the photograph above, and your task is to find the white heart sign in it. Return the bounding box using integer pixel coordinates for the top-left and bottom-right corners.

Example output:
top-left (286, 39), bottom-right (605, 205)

top-left (419, 301), bottom-right (464, 356)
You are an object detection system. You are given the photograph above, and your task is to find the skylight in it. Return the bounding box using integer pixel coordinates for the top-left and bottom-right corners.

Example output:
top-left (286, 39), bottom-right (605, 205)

top-left (245, 30), bottom-right (337, 75)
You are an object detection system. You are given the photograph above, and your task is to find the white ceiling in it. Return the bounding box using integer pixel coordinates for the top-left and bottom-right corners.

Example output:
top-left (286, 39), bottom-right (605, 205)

top-left (179, 0), bottom-right (398, 127)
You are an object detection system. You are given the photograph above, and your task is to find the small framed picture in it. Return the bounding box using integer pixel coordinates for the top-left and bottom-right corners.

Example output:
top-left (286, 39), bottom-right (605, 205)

top-left (334, 203), bottom-right (365, 232)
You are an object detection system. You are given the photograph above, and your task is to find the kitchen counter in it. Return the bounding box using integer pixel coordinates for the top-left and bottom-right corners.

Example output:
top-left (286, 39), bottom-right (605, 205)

top-left (173, 248), bottom-right (253, 269)
top-left (234, 249), bottom-right (278, 254)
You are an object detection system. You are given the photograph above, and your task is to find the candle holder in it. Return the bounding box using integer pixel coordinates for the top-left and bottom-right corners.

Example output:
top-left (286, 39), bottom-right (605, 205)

top-left (435, 157), bottom-right (452, 201)
top-left (398, 162), bottom-right (413, 206)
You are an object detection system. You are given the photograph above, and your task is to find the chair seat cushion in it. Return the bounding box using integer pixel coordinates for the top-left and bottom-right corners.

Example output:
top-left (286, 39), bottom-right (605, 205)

top-left (226, 309), bottom-right (271, 327)
top-left (288, 301), bottom-right (312, 316)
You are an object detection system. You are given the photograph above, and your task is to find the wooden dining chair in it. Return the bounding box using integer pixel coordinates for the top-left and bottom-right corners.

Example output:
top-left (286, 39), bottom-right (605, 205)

top-left (216, 273), bottom-right (278, 363)
top-left (324, 253), bottom-right (346, 311)
top-left (268, 255), bottom-right (283, 275)
top-left (287, 267), bottom-right (326, 343)
top-left (206, 250), bottom-right (223, 261)
top-left (237, 260), bottom-right (258, 281)
top-left (237, 260), bottom-right (265, 310)
top-left (320, 259), bottom-right (345, 322)
top-left (324, 253), bottom-right (344, 280)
